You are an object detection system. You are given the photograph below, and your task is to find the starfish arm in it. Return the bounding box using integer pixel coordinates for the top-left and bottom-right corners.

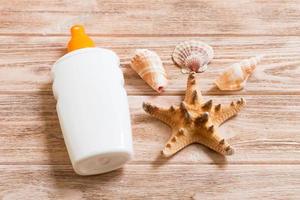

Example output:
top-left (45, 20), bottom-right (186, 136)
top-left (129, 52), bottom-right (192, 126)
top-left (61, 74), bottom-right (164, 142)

top-left (184, 73), bottom-right (204, 105)
top-left (196, 129), bottom-right (235, 156)
top-left (193, 120), bottom-right (235, 155)
top-left (212, 98), bottom-right (246, 126)
top-left (162, 129), bottom-right (194, 157)
top-left (143, 102), bottom-right (177, 127)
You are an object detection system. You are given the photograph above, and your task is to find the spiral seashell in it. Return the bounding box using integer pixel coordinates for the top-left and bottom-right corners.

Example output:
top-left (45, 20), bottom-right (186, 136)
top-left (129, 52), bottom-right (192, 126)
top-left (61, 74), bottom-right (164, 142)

top-left (130, 49), bottom-right (168, 93)
top-left (172, 40), bottom-right (214, 73)
top-left (215, 55), bottom-right (264, 91)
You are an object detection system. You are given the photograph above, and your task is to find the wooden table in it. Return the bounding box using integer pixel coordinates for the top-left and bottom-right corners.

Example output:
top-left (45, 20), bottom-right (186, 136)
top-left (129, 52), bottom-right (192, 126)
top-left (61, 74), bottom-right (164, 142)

top-left (0, 0), bottom-right (299, 199)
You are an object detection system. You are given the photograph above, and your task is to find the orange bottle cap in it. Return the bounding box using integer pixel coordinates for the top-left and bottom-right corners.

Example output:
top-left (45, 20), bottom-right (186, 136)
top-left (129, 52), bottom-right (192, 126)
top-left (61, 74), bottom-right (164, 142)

top-left (67, 25), bottom-right (95, 52)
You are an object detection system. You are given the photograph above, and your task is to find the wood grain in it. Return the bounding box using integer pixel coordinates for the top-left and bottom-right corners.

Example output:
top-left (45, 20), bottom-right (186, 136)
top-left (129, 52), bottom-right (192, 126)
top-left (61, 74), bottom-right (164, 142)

top-left (1, 0), bottom-right (300, 35)
top-left (0, 36), bottom-right (299, 94)
top-left (0, 0), bottom-right (300, 198)
top-left (0, 164), bottom-right (298, 200)
top-left (0, 94), bottom-right (299, 165)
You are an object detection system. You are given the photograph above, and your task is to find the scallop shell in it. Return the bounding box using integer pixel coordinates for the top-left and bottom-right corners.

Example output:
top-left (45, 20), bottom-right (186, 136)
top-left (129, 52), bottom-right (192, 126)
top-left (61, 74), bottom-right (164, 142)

top-left (215, 55), bottom-right (264, 91)
top-left (172, 40), bottom-right (214, 73)
top-left (130, 49), bottom-right (168, 93)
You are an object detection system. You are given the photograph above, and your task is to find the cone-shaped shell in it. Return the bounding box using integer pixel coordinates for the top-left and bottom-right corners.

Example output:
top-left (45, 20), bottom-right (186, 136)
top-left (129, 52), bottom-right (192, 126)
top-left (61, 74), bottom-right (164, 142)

top-left (130, 49), bottom-right (168, 93)
top-left (172, 40), bottom-right (214, 73)
top-left (215, 55), bottom-right (263, 91)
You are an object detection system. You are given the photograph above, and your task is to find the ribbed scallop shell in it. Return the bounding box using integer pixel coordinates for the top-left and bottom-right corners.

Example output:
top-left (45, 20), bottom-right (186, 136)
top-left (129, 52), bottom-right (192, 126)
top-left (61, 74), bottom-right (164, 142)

top-left (130, 49), bottom-right (168, 93)
top-left (172, 40), bottom-right (214, 73)
top-left (215, 55), bottom-right (264, 91)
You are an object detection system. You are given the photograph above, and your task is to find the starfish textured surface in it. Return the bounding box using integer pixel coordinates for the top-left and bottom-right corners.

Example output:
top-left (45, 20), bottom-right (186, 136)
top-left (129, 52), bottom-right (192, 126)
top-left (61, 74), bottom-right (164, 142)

top-left (143, 73), bottom-right (246, 157)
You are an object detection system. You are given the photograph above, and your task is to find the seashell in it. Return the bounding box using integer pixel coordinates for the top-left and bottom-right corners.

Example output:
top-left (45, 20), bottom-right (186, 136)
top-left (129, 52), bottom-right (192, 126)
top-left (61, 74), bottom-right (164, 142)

top-left (172, 40), bottom-right (214, 73)
top-left (215, 55), bottom-right (264, 91)
top-left (130, 49), bottom-right (168, 93)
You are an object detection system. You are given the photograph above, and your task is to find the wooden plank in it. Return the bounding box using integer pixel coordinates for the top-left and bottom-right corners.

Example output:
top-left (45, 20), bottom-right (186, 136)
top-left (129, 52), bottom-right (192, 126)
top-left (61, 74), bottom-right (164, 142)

top-left (0, 0), bottom-right (300, 35)
top-left (0, 164), bottom-right (298, 199)
top-left (0, 1), bottom-right (298, 199)
top-left (0, 35), bottom-right (299, 95)
top-left (0, 94), bottom-right (299, 165)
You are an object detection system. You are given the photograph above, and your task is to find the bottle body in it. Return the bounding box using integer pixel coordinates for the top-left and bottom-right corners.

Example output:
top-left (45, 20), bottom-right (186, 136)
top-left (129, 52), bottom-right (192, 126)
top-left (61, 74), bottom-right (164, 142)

top-left (52, 48), bottom-right (133, 175)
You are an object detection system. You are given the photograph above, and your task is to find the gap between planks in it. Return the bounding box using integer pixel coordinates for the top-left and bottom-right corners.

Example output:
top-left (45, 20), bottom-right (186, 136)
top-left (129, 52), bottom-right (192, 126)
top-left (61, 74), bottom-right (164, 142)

top-left (1, 159), bottom-right (298, 166)
top-left (0, 33), bottom-right (300, 37)
top-left (0, 91), bottom-right (299, 96)
top-left (0, 162), bottom-right (299, 166)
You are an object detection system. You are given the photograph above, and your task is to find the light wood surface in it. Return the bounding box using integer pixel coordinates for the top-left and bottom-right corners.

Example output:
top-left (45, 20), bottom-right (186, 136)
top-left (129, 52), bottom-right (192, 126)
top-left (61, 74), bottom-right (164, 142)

top-left (1, 36), bottom-right (300, 94)
top-left (0, 165), bottom-right (299, 199)
top-left (0, 0), bottom-right (299, 199)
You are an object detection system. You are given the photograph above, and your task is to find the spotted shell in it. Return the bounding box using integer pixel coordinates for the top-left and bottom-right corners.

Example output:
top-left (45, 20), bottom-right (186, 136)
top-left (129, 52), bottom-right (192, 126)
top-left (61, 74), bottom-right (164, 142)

top-left (172, 40), bottom-right (214, 73)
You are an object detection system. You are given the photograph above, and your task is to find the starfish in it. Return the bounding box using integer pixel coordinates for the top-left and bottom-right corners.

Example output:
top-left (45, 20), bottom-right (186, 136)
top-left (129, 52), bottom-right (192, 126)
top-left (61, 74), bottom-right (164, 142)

top-left (142, 73), bottom-right (246, 157)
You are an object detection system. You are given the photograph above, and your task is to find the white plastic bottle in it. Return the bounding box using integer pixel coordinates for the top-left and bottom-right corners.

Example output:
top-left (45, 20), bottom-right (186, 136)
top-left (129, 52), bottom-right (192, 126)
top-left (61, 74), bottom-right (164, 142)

top-left (51, 25), bottom-right (133, 175)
